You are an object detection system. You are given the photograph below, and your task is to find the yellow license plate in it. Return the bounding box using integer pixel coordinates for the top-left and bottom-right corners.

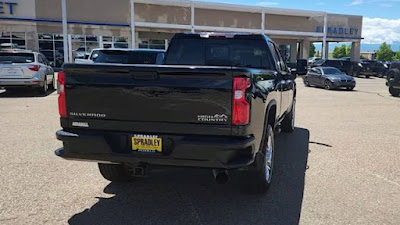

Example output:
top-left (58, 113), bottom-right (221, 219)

top-left (132, 135), bottom-right (162, 152)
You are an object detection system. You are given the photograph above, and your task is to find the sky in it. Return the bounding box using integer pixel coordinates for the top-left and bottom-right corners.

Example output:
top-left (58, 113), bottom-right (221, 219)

top-left (202, 0), bottom-right (400, 46)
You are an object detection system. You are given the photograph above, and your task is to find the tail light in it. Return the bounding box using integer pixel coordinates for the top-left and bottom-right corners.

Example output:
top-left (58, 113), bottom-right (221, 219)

top-left (28, 65), bottom-right (41, 71)
top-left (58, 71), bottom-right (67, 117)
top-left (232, 77), bottom-right (251, 125)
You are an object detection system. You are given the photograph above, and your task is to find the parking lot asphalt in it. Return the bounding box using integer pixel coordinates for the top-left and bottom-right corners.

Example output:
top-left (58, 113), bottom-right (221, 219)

top-left (0, 77), bottom-right (399, 225)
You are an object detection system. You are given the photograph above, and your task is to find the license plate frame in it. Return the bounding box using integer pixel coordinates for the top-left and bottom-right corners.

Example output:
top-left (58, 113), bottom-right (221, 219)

top-left (2, 67), bottom-right (22, 76)
top-left (131, 134), bottom-right (162, 153)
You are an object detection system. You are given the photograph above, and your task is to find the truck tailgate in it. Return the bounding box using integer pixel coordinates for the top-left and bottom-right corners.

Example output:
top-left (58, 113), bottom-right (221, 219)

top-left (64, 64), bottom-right (234, 128)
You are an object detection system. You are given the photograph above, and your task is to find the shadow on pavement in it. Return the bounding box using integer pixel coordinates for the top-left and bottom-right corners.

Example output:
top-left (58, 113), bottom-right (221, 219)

top-left (0, 88), bottom-right (55, 98)
top-left (69, 128), bottom-right (310, 225)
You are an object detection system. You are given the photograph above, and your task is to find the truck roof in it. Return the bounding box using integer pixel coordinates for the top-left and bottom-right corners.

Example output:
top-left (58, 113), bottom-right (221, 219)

top-left (173, 32), bottom-right (271, 41)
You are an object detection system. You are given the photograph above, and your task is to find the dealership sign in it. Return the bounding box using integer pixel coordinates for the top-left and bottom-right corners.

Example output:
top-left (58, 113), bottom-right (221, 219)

top-left (0, 1), bottom-right (17, 15)
top-left (316, 26), bottom-right (359, 36)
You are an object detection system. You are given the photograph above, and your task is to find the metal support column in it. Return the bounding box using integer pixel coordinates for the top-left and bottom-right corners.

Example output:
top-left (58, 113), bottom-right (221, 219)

top-left (130, 0), bottom-right (136, 49)
top-left (61, 0), bottom-right (69, 63)
top-left (322, 13), bottom-right (328, 59)
top-left (191, 0), bottom-right (195, 33)
top-left (261, 9), bottom-right (265, 34)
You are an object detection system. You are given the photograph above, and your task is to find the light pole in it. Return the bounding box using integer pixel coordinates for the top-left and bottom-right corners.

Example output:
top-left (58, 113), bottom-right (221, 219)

top-left (61, 0), bottom-right (69, 62)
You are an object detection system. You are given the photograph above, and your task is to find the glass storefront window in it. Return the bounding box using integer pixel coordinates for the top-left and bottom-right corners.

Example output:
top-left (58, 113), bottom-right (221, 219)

top-left (38, 34), bottom-right (129, 66)
top-left (103, 36), bottom-right (129, 49)
top-left (0, 32), bottom-right (26, 50)
top-left (38, 34), bottom-right (65, 68)
top-left (139, 39), bottom-right (166, 50)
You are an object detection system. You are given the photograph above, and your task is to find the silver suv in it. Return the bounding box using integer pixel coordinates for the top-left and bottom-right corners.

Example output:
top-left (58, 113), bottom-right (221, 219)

top-left (0, 50), bottom-right (55, 94)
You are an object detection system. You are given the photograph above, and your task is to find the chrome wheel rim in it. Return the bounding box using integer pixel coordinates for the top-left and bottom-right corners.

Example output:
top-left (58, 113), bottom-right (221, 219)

top-left (265, 132), bottom-right (273, 183)
top-left (325, 81), bottom-right (330, 90)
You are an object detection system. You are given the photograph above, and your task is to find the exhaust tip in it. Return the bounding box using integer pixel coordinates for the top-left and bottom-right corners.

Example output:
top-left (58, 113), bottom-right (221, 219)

top-left (213, 169), bottom-right (229, 184)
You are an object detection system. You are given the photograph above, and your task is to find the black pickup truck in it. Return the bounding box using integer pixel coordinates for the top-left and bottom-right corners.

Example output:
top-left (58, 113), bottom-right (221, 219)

top-left (55, 33), bottom-right (296, 193)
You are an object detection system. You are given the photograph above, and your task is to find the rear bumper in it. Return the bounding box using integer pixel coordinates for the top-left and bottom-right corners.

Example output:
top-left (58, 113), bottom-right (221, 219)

top-left (0, 77), bottom-right (44, 87)
top-left (55, 130), bottom-right (256, 169)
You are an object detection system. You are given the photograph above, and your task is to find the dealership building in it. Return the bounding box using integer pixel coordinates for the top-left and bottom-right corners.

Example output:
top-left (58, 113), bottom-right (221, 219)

top-left (0, 0), bottom-right (363, 66)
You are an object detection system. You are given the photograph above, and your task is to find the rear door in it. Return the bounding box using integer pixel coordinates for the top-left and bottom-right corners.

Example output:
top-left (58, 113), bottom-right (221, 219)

top-left (269, 42), bottom-right (292, 115)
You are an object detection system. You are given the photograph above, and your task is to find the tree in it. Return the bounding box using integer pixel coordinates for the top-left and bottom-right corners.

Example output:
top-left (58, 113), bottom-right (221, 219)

top-left (309, 44), bottom-right (316, 57)
top-left (315, 51), bottom-right (321, 57)
top-left (376, 42), bottom-right (394, 61)
top-left (346, 45), bottom-right (351, 57)
top-left (332, 44), bottom-right (347, 58)
top-left (393, 48), bottom-right (400, 61)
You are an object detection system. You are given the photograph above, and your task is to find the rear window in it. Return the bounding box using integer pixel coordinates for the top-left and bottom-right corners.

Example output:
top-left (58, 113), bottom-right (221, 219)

top-left (165, 38), bottom-right (273, 69)
top-left (0, 53), bottom-right (34, 63)
top-left (92, 50), bottom-right (160, 64)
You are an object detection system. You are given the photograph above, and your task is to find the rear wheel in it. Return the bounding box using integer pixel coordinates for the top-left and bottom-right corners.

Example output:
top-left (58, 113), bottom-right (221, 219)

top-left (389, 87), bottom-right (400, 97)
top-left (247, 125), bottom-right (275, 194)
top-left (281, 99), bottom-right (295, 133)
top-left (324, 80), bottom-right (332, 90)
top-left (39, 77), bottom-right (48, 94)
top-left (98, 163), bottom-right (132, 182)
top-left (304, 78), bottom-right (310, 87)
top-left (49, 75), bottom-right (55, 90)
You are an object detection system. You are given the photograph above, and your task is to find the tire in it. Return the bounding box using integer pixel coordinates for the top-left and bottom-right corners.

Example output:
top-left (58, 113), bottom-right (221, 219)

top-left (346, 87), bottom-right (355, 91)
top-left (366, 75), bottom-right (370, 78)
top-left (98, 163), bottom-right (132, 182)
top-left (324, 80), bottom-right (332, 90)
top-left (281, 99), bottom-right (295, 133)
top-left (39, 77), bottom-right (48, 94)
top-left (49, 75), bottom-right (55, 90)
top-left (304, 77), bottom-right (310, 87)
top-left (247, 125), bottom-right (275, 194)
top-left (389, 87), bottom-right (400, 97)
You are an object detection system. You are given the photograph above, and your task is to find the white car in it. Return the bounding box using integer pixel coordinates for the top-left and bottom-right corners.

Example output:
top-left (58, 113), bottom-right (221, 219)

top-left (74, 48), bottom-right (166, 64)
top-left (0, 50), bottom-right (55, 94)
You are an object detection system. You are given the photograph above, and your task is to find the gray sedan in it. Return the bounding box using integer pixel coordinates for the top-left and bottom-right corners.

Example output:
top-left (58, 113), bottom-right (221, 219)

top-left (304, 66), bottom-right (356, 90)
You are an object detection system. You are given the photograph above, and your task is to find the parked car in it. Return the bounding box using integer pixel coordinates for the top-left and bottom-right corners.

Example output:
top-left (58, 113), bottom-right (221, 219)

top-left (0, 43), bottom-right (19, 50)
top-left (75, 48), bottom-right (166, 65)
top-left (311, 59), bottom-right (353, 75)
top-left (355, 60), bottom-right (376, 78)
top-left (74, 46), bottom-right (91, 59)
top-left (386, 61), bottom-right (400, 97)
top-left (358, 60), bottom-right (388, 78)
top-left (0, 50), bottom-right (55, 93)
top-left (55, 33), bottom-right (297, 193)
top-left (308, 57), bottom-right (321, 64)
top-left (304, 66), bottom-right (356, 90)
top-left (40, 50), bottom-right (64, 67)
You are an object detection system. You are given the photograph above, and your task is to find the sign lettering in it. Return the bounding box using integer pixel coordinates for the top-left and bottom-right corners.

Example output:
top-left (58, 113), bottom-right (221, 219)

top-left (316, 26), bottom-right (359, 36)
top-left (0, 2), bottom-right (17, 15)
